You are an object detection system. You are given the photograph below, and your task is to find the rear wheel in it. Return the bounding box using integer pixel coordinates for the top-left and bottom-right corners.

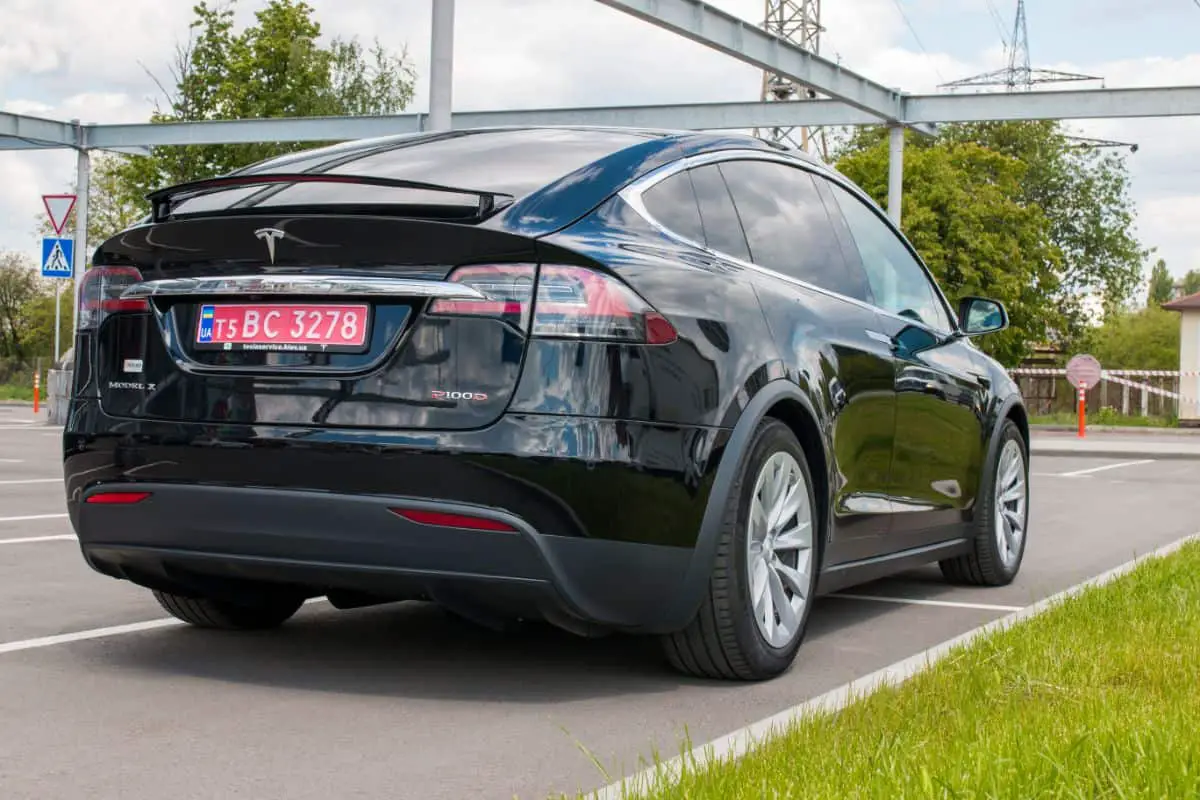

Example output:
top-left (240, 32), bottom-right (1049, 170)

top-left (662, 419), bottom-right (819, 681)
top-left (940, 418), bottom-right (1029, 586)
top-left (152, 589), bottom-right (305, 630)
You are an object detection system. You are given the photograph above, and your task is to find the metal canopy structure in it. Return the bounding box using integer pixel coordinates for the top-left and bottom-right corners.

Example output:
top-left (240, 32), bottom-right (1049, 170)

top-left (4, 0), bottom-right (1200, 341)
top-left (7, 86), bottom-right (1200, 152)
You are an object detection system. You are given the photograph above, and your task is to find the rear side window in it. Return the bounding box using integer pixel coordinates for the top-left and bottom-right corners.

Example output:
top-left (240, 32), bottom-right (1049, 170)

top-left (641, 170), bottom-right (706, 246)
top-left (717, 159), bottom-right (871, 302)
top-left (688, 164), bottom-right (752, 262)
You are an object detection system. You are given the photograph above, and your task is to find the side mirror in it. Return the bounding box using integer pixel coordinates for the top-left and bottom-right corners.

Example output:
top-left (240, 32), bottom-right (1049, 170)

top-left (957, 296), bottom-right (1008, 336)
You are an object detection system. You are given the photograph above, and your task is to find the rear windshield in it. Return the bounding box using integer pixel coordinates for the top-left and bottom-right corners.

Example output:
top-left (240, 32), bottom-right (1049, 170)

top-left (168, 128), bottom-right (652, 216)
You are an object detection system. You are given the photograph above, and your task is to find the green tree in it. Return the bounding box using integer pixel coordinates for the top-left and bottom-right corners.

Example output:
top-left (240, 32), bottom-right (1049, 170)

top-left (1182, 270), bottom-right (1200, 298)
top-left (1081, 306), bottom-right (1179, 371)
top-left (116, 0), bottom-right (416, 211)
top-left (940, 121), bottom-right (1147, 337)
top-left (1147, 258), bottom-right (1174, 306)
top-left (836, 132), bottom-right (1060, 366)
top-left (0, 252), bottom-right (48, 363)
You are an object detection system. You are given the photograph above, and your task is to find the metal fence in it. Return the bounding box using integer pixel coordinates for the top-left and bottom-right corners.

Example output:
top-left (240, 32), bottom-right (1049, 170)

top-left (1010, 369), bottom-right (1188, 420)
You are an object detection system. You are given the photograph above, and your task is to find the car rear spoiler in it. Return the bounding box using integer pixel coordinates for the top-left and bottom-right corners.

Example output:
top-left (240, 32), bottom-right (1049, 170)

top-left (145, 173), bottom-right (516, 223)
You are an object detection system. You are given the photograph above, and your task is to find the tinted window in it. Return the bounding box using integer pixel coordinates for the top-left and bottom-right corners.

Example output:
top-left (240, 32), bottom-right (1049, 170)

top-left (826, 181), bottom-right (953, 331)
top-left (641, 171), bottom-right (705, 245)
top-left (172, 128), bottom-right (651, 215)
top-left (718, 160), bottom-right (870, 301)
top-left (688, 165), bottom-right (752, 262)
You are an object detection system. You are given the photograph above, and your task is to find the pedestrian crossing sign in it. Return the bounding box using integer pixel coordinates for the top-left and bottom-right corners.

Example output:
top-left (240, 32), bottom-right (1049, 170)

top-left (41, 237), bottom-right (74, 279)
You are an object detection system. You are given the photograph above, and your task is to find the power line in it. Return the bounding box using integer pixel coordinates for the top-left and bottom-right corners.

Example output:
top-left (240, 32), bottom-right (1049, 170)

top-left (982, 0), bottom-right (1010, 48)
top-left (889, 0), bottom-right (945, 83)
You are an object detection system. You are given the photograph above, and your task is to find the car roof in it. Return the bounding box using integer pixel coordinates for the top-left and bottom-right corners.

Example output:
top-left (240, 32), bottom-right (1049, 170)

top-left (164, 126), bottom-right (828, 235)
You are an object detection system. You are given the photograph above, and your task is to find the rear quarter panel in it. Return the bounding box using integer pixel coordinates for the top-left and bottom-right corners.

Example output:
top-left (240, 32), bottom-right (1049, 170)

top-left (513, 194), bottom-right (785, 430)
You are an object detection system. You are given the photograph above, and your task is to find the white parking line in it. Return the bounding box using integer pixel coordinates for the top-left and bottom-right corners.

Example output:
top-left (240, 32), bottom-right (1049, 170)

top-left (0, 513), bottom-right (68, 524)
top-left (0, 619), bottom-right (185, 655)
top-left (0, 479), bottom-right (61, 486)
top-left (591, 532), bottom-right (1200, 800)
top-left (832, 593), bottom-right (1024, 613)
top-left (0, 534), bottom-right (77, 545)
top-left (0, 597), bottom-right (328, 656)
top-left (0, 459), bottom-right (24, 464)
top-left (1055, 459), bottom-right (1154, 478)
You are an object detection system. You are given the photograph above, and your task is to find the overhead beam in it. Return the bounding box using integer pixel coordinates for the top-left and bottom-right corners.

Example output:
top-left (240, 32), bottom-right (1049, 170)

top-left (6, 85), bottom-right (1200, 152)
top-left (906, 85), bottom-right (1200, 123)
top-left (0, 110), bottom-right (77, 148)
top-left (590, 0), bottom-right (907, 123)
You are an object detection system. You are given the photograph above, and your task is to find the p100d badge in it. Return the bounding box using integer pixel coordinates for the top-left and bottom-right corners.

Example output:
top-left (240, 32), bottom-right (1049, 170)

top-left (432, 390), bottom-right (488, 402)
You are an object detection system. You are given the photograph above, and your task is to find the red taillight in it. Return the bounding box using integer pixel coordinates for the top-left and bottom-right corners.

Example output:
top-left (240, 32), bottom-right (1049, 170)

top-left (391, 507), bottom-right (518, 533)
top-left (85, 491), bottom-right (151, 505)
top-left (429, 263), bottom-right (677, 345)
top-left (78, 265), bottom-right (149, 330)
top-left (428, 264), bottom-right (535, 331)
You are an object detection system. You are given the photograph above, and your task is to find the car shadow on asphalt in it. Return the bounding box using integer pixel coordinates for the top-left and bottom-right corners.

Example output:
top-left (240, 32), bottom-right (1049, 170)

top-left (83, 593), bottom-right (909, 702)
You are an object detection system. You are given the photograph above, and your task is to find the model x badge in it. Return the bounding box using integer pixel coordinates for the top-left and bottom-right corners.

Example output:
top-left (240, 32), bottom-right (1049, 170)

top-left (254, 228), bottom-right (286, 264)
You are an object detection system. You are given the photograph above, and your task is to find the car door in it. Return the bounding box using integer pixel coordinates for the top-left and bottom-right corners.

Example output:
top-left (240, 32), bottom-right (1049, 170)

top-left (710, 158), bottom-right (901, 566)
top-left (819, 177), bottom-right (990, 546)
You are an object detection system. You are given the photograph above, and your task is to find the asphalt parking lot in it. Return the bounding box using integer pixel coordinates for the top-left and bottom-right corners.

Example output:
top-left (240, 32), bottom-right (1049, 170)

top-left (3, 408), bottom-right (1198, 800)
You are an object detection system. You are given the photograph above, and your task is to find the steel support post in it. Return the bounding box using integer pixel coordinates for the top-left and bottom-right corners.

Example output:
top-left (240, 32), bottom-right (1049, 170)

top-left (887, 125), bottom-right (904, 225)
top-left (429, 0), bottom-right (456, 131)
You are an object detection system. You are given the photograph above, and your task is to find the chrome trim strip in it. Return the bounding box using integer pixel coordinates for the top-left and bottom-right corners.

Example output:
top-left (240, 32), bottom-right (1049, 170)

top-left (618, 148), bottom-right (961, 339)
top-left (121, 275), bottom-right (488, 301)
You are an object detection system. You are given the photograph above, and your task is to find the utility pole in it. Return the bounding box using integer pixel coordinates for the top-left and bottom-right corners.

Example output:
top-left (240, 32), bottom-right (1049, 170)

top-left (939, 1), bottom-right (1136, 151)
top-left (757, 0), bottom-right (829, 160)
top-left (940, 0), bottom-right (1099, 91)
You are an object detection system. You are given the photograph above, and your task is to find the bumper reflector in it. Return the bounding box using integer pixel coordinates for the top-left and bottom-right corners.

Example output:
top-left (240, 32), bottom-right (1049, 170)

top-left (391, 508), bottom-right (518, 533)
top-left (85, 492), bottom-right (152, 505)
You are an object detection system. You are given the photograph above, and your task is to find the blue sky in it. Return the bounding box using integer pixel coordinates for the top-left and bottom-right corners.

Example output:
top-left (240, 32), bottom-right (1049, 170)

top-left (3, 0), bottom-right (1200, 286)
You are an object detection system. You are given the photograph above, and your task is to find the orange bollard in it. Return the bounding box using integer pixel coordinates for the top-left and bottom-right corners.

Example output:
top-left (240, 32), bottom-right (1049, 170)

top-left (1077, 384), bottom-right (1086, 438)
top-left (32, 371), bottom-right (40, 414)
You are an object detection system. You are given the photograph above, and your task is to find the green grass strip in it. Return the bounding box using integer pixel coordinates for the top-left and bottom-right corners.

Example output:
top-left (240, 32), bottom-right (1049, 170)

top-left (596, 539), bottom-right (1200, 800)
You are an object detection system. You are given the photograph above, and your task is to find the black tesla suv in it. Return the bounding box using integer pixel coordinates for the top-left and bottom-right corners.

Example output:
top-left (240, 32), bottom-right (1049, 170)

top-left (63, 126), bottom-right (1030, 681)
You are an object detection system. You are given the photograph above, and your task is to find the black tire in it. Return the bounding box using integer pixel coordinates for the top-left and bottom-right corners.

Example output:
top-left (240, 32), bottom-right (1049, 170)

top-left (152, 589), bottom-right (305, 630)
top-left (661, 418), bottom-right (820, 681)
top-left (940, 418), bottom-right (1029, 586)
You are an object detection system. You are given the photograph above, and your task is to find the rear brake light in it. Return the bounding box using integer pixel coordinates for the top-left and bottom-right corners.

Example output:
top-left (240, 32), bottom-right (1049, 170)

top-left (78, 266), bottom-right (149, 330)
top-left (85, 491), bottom-right (151, 505)
top-left (430, 264), bottom-right (677, 345)
top-left (428, 264), bottom-right (535, 331)
top-left (390, 507), bottom-right (518, 532)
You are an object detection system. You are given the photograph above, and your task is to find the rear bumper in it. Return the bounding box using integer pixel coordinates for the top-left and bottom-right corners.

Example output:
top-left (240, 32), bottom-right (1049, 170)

top-left (77, 482), bottom-right (694, 633)
top-left (64, 405), bottom-right (729, 633)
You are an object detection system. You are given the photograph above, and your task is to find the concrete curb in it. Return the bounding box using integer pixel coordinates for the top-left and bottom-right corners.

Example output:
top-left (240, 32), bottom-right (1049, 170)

top-left (1032, 424), bottom-right (1200, 436)
top-left (1030, 442), bottom-right (1200, 460)
top-left (589, 532), bottom-right (1200, 800)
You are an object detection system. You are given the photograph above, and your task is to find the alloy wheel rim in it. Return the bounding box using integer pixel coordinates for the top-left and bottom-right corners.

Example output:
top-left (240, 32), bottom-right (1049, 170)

top-left (746, 451), bottom-right (813, 649)
top-left (994, 439), bottom-right (1027, 569)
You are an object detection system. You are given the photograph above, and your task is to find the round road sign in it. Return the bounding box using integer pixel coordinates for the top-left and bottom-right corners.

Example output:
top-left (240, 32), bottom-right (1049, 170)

top-left (1066, 354), bottom-right (1102, 390)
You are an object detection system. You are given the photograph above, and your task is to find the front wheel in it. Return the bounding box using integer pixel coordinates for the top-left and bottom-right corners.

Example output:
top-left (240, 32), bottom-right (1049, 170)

top-left (662, 418), bottom-right (820, 681)
top-left (940, 418), bottom-right (1029, 586)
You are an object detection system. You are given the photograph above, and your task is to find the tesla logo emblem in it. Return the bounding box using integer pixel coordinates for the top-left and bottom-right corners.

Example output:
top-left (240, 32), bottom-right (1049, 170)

top-left (254, 228), bottom-right (286, 264)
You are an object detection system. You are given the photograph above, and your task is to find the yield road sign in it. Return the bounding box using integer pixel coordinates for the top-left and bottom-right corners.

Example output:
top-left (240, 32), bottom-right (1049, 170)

top-left (41, 237), bottom-right (74, 279)
top-left (43, 194), bottom-right (77, 236)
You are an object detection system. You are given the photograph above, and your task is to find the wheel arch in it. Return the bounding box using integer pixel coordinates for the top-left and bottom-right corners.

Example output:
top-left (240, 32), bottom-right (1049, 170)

top-left (655, 378), bottom-right (831, 633)
top-left (973, 392), bottom-right (1029, 523)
